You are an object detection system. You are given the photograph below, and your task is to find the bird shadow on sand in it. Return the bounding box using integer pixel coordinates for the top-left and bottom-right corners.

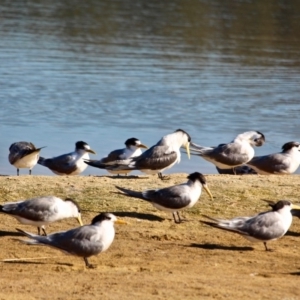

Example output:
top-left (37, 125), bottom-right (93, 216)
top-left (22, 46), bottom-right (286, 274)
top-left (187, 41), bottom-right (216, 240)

top-left (111, 211), bottom-right (165, 222)
top-left (94, 175), bottom-right (149, 180)
top-left (285, 230), bottom-right (300, 237)
top-left (189, 243), bottom-right (254, 251)
top-left (289, 271), bottom-right (300, 276)
top-left (0, 230), bottom-right (24, 238)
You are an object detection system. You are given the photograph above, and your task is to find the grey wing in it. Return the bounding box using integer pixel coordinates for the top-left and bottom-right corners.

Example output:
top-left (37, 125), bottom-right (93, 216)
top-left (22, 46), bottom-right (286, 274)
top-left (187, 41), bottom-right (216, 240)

top-left (8, 142), bottom-right (37, 164)
top-left (46, 226), bottom-right (103, 257)
top-left (143, 185), bottom-right (190, 209)
top-left (2, 197), bottom-right (58, 221)
top-left (101, 149), bottom-right (125, 163)
top-left (242, 212), bottom-right (285, 240)
top-left (209, 143), bottom-right (250, 166)
top-left (39, 153), bottom-right (77, 174)
top-left (247, 154), bottom-right (288, 174)
top-left (134, 145), bottom-right (178, 170)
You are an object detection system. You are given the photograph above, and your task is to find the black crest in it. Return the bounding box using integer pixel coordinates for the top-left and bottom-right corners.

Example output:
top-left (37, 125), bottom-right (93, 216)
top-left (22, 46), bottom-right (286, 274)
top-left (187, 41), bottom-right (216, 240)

top-left (282, 141), bottom-right (300, 152)
top-left (91, 213), bottom-right (112, 225)
top-left (125, 138), bottom-right (139, 147)
top-left (271, 200), bottom-right (291, 211)
top-left (75, 141), bottom-right (89, 150)
top-left (256, 131), bottom-right (265, 141)
top-left (175, 129), bottom-right (191, 142)
top-left (187, 172), bottom-right (206, 184)
top-left (65, 198), bottom-right (81, 212)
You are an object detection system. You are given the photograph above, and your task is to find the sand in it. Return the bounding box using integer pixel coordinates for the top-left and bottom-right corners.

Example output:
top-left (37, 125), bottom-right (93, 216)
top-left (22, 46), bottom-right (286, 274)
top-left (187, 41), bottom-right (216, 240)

top-left (0, 174), bottom-right (300, 299)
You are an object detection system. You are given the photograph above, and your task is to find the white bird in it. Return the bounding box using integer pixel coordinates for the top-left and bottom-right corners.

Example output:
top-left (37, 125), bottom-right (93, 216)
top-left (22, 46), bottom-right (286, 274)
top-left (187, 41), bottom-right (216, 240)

top-left (0, 196), bottom-right (83, 235)
top-left (190, 131), bottom-right (265, 172)
top-left (8, 141), bottom-right (45, 175)
top-left (38, 141), bottom-right (96, 175)
top-left (201, 200), bottom-right (300, 250)
top-left (115, 172), bottom-right (213, 223)
top-left (84, 138), bottom-right (148, 176)
top-left (246, 141), bottom-right (300, 175)
top-left (16, 212), bottom-right (126, 268)
top-left (97, 129), bottom-right (191, 179)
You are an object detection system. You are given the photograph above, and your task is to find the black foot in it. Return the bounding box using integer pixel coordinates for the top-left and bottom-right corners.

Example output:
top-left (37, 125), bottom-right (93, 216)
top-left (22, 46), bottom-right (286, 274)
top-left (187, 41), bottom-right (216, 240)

top-left (84, 257), bottom-right (96, 268)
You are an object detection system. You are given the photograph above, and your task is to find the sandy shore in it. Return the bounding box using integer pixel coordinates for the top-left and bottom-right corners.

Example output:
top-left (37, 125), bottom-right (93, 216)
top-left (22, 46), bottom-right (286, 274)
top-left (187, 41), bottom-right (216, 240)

top-left (0, 174), bottom-right (300, 299)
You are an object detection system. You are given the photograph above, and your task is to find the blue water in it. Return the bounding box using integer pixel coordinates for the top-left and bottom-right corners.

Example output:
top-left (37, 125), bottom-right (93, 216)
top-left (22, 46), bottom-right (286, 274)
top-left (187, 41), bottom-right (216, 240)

top-left (1, 0), bottom-right (300, 176)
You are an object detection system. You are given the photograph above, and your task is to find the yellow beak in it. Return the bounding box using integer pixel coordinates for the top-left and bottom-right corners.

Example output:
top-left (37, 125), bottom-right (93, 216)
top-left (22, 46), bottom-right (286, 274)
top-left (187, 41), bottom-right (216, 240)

top-left (203, 184), bottom-right (213, 199)
top-left (115, 219), bottom-right (127, 225)
top-left (138, 144), bottom-right (148, 149)
top-left (87, 149), bottom-right (96, 154)
top-left (77, 215), bottom-right (84, 226)
top-left (186, 142), bottom-right (190, 159)
top-left (291, 204), bottom-right (300, 210)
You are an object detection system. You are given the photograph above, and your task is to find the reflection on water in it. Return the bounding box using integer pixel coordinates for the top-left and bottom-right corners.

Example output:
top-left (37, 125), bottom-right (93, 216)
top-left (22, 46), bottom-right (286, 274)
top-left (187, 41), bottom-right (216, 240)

top-left (1, 0), bottom-right (300, 175)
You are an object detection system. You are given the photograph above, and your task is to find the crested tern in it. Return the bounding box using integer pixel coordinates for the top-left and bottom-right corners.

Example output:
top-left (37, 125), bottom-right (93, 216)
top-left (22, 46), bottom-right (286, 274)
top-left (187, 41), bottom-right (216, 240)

top-left (38, 141), bottom-right (96, 175)
top-left (0, 196), bottom-right (83, 235)
top-left (115, 172), bottom-right (213, 223)
top-left (96, 129), bottom-right (191, 179)
top-left (246, 141), bottom-right (300, 175)
top-left (84, 137), bottom-right (147, 176)
top-left (201, 200), bottom-right (300, 250)
top-left (8, 141), bottom-right (45, 175)
top-left (17, 212), bottom-right (126, 268)
top-left (190, 131), bottom-right (265, 172)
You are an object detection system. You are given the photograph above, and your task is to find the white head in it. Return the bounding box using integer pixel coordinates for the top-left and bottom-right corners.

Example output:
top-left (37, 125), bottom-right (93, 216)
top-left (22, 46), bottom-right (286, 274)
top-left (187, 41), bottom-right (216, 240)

top-left (64, 198), bottom-right (83, 225)
top-left (91, 212), bottom-right (126, 226)
top-left (234, 131), bottom-right (265, 147)
top-left (125, 138), bottom-right (148, 150)
top-left (75, 141), bottom-right (96, 154)
top-left (161, 129), bottom-right (191, 158)
top-left (281, 141), bottom-right (300, 154)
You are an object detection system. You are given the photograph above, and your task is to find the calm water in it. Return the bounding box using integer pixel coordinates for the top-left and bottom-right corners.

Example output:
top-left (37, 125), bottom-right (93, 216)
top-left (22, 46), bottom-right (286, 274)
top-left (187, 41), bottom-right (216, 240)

top-left (1, 0), bottom-right (300, 176)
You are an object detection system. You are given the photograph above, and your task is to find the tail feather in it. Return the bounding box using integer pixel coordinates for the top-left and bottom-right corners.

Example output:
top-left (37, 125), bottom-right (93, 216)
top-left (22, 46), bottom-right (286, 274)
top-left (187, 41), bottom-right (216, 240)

top-left (200, 221), bottom-right (249, 236)
top-left (37, 156), bottom-right (47, 165)
top-left (84, 159), bottom-right (107, 169)
top-left (115, 186), bottom-right (144, 199)
top-left (16, 228), bottom-right (47, 245)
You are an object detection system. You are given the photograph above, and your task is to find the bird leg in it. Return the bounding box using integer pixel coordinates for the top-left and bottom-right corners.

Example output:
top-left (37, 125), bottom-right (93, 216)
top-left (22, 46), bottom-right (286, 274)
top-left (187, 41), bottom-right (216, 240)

top-left (84, 257), bottom-right (96, 269)
top-left (158, 172), bottom-right (170, 180)
top-left (263, 242), bottom-right (272, 251)
top-left (42, 227), bottom-right (47, 236)
top-left (38, 226), bottom-right (47, 236)
top-left (29, 169), bottom-right (32, 175)
top-left (17, 169), bottom-right (19, 176)
top-left (172, 212), bottom-right (182, 224)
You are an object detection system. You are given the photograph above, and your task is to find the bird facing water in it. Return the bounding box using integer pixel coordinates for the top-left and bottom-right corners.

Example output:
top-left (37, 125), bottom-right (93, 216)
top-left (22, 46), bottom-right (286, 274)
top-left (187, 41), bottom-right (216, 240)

top-left (17, 212), bottom-right (126, 268)
top-left (115, 172), bottom-right (213, 223)
top-left (38, 141), bottom-right (96, 175)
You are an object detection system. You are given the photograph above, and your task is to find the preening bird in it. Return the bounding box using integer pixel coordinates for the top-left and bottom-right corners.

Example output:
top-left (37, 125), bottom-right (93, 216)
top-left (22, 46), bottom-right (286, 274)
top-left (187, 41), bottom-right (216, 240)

top-left (246, 141), bottom-right (300, 175)
top-left (84, 137), bottom-right (147, 176)
top-left (38, 141), bottom-right (96, 175)
top-left (8, 141), bottom-right (45, 175)
top-left (190, 131), bottom-right (265, 172)
top-left (95, 129), bottom-right (191, 179)
top-left (0, 196), bottom-right (83, 235)
top-left (115, 172), bottom-right (213, 223)
top-left (201, 200), bottom-right (300, 251)
top-left (17, 213), bottom-right (126, 268)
